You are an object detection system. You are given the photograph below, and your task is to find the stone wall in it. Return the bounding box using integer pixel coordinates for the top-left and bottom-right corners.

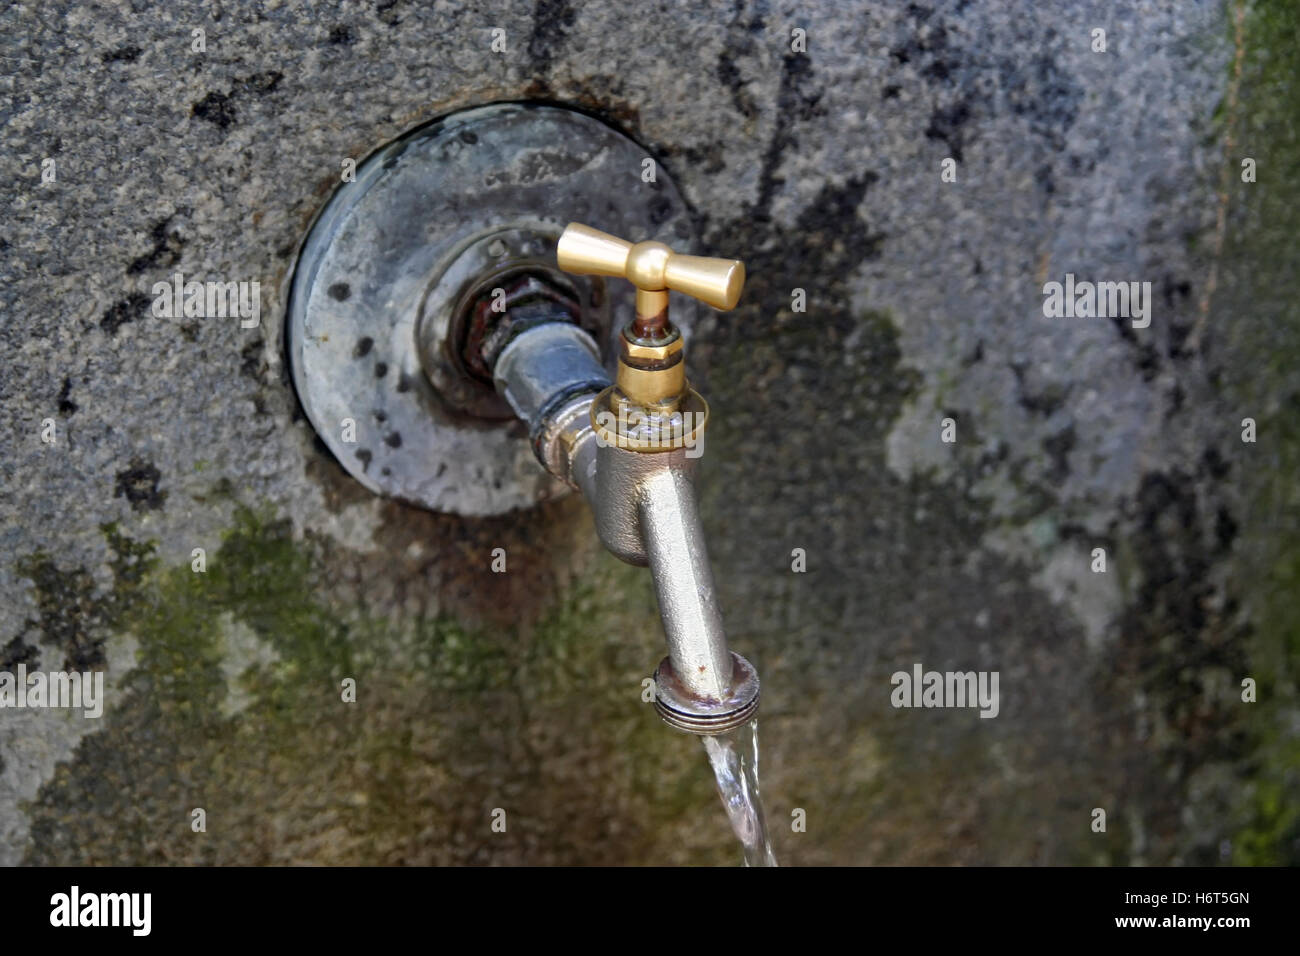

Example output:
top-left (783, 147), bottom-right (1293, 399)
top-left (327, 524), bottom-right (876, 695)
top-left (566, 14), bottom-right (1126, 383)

top-left (1, 0), bottom-right (1296, 865)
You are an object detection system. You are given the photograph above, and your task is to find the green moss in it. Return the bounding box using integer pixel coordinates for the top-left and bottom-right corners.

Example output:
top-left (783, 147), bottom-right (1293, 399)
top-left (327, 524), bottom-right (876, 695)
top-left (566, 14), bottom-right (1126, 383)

top-left (21, 504), bottom-right (736, 864)
top-left (1215, 0), bottom-right (1300, 865)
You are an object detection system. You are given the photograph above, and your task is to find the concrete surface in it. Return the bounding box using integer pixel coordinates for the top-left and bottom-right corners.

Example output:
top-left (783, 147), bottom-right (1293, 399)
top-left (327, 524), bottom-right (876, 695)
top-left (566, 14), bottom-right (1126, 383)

top-left (1, 0), bottom-right (1296, 865)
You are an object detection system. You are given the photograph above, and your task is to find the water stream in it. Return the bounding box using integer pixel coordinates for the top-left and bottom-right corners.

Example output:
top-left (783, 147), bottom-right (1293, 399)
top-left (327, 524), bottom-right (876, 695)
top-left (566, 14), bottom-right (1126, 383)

top-left (702, 719), bottom-right (777, 866)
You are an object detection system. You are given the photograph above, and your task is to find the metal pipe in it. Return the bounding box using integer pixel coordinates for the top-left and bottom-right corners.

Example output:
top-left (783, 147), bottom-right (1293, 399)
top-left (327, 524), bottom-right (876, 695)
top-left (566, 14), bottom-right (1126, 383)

top-left (638, 466), bottom-right (731, 700)
top-left (492, 322), bottom-right (610, 432)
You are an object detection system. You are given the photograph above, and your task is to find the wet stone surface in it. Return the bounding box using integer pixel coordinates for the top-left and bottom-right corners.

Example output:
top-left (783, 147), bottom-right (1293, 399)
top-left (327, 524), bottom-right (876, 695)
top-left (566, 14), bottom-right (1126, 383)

top-left (1, 0), bottom-right (1296, 864)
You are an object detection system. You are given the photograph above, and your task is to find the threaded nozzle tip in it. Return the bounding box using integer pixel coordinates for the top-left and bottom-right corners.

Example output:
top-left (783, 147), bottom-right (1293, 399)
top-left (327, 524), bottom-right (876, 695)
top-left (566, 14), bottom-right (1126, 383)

top-left (652, 652), bottom-right (760, 736)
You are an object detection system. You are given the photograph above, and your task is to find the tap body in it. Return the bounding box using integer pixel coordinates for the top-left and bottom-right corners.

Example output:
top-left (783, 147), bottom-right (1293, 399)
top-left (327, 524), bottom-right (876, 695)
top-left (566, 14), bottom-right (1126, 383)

top-left (492, 320), bottom-right (759, 734)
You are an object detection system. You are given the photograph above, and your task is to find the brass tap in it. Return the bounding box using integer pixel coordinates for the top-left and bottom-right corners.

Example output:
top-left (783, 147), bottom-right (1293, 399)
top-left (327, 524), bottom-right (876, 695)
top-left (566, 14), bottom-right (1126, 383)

top-left (557, 223), bottom-right (745, 446)
top-left (554, 223), bottom-right (757, 730)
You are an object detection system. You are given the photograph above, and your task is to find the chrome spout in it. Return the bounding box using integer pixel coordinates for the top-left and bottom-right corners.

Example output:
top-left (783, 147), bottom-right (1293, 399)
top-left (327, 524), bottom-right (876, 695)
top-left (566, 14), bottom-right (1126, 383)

top-left (639, 463), bottom-right (732, 700)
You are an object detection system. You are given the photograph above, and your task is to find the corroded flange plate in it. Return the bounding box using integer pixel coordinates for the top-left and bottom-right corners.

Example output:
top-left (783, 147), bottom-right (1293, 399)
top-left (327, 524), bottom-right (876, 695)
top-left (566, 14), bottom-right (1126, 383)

top-left (287, 103), bottom-right (698, 515)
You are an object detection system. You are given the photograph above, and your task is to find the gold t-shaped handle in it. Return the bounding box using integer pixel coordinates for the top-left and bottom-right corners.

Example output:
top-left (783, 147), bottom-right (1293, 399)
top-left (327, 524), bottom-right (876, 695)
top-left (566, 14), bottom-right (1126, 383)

top-left (557, 223), bottom-right (745, 324)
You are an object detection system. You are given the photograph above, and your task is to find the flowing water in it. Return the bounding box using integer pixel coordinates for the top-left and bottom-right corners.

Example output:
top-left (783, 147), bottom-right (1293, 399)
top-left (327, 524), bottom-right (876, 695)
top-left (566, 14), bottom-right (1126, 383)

top-left (702, 719), bottom-right (777, 866)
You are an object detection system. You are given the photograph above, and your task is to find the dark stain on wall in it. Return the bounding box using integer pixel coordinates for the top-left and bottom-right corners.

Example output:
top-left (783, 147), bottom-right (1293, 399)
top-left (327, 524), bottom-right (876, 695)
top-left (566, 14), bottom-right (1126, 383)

top-left (114, 459), bottom-right (167, 513)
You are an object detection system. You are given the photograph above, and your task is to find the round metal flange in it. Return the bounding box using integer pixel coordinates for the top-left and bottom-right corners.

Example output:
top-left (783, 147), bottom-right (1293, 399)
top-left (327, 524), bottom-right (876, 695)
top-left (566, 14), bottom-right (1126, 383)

top-left (287, 102), bottom-right (699, 516)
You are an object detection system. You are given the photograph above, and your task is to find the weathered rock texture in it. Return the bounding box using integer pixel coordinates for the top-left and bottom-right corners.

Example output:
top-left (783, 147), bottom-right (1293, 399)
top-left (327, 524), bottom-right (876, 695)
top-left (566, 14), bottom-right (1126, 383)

top-left (1, 0), bottom-right (1296, 865)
